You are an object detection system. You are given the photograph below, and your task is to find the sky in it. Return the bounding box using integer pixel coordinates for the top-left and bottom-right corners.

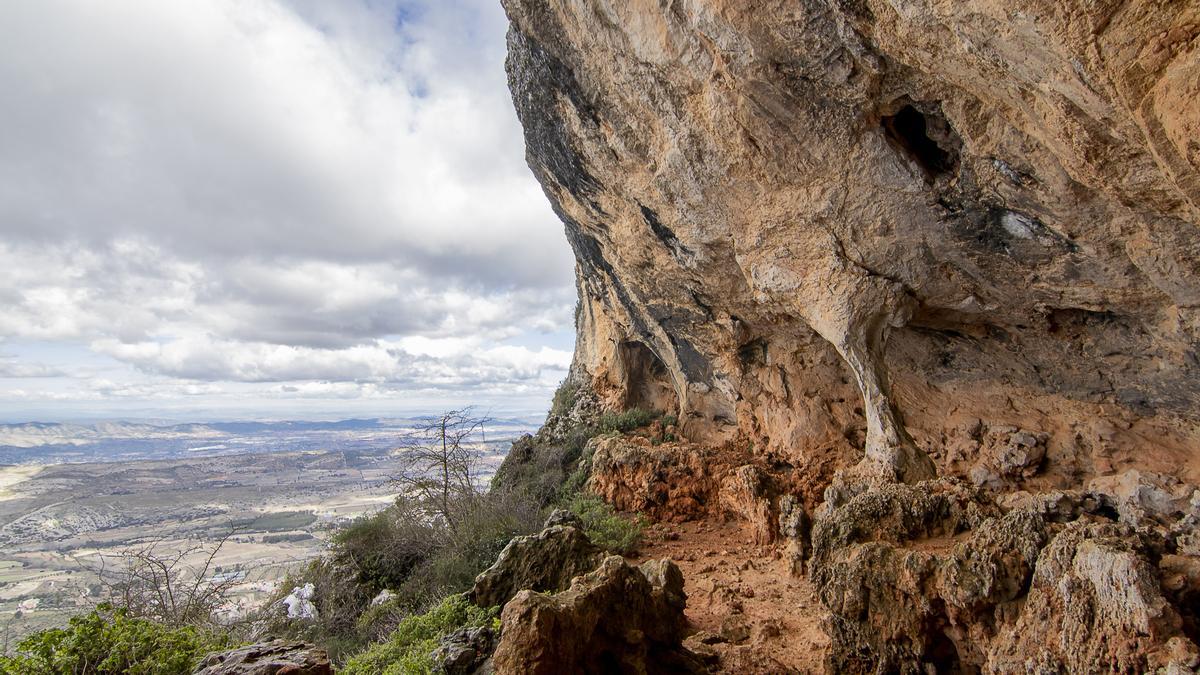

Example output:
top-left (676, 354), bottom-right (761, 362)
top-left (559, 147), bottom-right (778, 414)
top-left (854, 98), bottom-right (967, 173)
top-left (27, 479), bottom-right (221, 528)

top-left (0, 0), bottom-right (577, 422)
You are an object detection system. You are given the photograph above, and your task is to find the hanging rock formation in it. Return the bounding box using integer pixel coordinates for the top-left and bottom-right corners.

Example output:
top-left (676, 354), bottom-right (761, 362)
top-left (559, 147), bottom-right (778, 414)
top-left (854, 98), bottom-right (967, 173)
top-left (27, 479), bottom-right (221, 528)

top-left (501, 0), bottom-right (1200, 671)
top-left (502, 0), bottom-right (1200, 487)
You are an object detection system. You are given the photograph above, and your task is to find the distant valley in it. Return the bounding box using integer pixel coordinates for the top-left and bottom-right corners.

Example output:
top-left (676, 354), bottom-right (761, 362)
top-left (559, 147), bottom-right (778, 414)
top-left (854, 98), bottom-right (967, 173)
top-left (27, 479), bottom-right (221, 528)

top-left (0, 416), bottom-right (540, 464)
top-left (0, 416), bottom-right (538, 643)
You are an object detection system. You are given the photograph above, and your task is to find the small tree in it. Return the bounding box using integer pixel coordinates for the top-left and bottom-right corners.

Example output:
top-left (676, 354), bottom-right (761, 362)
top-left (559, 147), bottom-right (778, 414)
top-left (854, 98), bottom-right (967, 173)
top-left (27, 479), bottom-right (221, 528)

top-left (93, 529), bottom-right (242, 629)
top-left (393, 408), bottom-right (490, 533)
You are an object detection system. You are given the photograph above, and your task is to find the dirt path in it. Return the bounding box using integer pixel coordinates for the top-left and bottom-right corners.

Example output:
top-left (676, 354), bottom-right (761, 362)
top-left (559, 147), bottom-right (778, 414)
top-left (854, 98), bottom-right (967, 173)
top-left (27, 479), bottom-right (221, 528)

top-left (632, 519), bottom-right (830, 673)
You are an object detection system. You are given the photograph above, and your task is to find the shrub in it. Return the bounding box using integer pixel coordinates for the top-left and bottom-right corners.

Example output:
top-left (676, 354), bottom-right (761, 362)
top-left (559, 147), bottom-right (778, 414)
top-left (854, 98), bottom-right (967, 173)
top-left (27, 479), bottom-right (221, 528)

top-left (256, 557), bottom-right (376, 663)
top-left (595, 408), bottom-right (657, 434)
top-left (332, 498), bottom-right (443, 591)
top-left (391, 491), bottom-right (541, 611)
top-left (565, 494), bottom-right (645, 556)
top-left (549, 379), bottom-right (582, 418)
top-left (260, 490), bottom-right (540, 661)
top-left (341, 595), bottom-right (498, 675)
top-left (558, 443), bottom-right (596, 501)
top-left (0, 604), bottom-right (229, 675)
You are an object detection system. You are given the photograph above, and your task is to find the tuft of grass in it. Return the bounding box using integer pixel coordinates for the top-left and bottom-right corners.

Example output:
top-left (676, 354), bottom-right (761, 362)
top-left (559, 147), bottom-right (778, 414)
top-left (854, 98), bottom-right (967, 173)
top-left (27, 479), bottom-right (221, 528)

top-left (564, 494), bottom-right (645, 556)
top-left (558, 443), bottom-right (596, 501)
top-left (341, 595), bottom-right (498, 675)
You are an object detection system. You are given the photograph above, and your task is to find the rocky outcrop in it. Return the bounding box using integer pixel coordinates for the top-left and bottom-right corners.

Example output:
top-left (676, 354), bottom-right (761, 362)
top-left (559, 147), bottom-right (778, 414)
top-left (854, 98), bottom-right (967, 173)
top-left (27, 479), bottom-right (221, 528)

top-left (492, 556), bottom-right (704, 674)
top-left (586, 433), bottom-right (821, 549)
top-left (502, 0), bottom-right (1200, 488)
top-left (586, 435), bottom-right (720, 522)
top-left (808, 476), bottom-right (1200, 673)
top-left (468, 511), bottom-right (602, 608)
top-left (193, 641), bottom-right (331, 675)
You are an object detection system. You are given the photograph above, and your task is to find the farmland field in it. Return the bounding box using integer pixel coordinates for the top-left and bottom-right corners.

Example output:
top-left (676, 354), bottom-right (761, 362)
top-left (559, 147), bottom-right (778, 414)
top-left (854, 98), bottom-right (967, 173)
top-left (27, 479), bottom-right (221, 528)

top-left (0, 417), bottom-right (534, 644)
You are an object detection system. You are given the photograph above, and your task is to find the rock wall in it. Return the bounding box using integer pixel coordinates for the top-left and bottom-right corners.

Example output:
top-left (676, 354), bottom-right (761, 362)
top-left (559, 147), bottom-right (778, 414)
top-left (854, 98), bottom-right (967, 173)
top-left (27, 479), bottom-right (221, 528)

top-left (502, 0), bottom-right (1200, 487)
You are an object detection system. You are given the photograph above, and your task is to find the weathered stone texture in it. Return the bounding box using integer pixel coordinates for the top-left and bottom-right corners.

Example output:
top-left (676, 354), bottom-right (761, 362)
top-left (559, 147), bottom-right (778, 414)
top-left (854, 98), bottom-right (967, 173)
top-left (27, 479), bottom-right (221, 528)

top-left (502, 0), bottom-right (1200, 670)
top-left (492, 556), bottom-right (704, 674)
top-left (192, 641), bottom-right (331, 675)
top-left (502, 0), bottom-right (1200, 486)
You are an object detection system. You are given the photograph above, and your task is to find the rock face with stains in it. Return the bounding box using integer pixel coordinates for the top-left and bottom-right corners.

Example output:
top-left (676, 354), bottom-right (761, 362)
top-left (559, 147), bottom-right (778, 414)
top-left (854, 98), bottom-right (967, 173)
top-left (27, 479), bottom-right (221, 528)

top-left (501, 0), bottom-right (1200, 488)
top-left (500, 0), bottom-right (1200, 670)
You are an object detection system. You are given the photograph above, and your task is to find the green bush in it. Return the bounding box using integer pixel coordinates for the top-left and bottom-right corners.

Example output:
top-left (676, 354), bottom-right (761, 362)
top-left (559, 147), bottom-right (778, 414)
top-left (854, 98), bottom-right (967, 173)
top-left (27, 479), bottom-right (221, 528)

top-left (341, 595), bottom-right (498, 675)
top-left (254, 554), bottom-right (379, 664)
top-left (261, 491), bottom-right (539, 661)
top-left (565, 494), bottom-right (645, 556)
top-left (332, 498), bottom-right (443, 591)
top-left (0, 604), bottom-right (229, 675)
top-left (558, 443), bottom-right (596, 501)
top-left (390, 492), bottom-right (541, 612)
top-left (595, 408), bottom-right (657, 434)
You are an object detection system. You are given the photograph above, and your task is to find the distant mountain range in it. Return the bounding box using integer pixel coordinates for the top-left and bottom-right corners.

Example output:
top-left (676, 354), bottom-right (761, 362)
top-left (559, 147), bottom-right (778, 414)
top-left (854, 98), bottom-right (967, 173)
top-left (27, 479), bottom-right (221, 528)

top-left (0, 416), bottom-right (542, 465)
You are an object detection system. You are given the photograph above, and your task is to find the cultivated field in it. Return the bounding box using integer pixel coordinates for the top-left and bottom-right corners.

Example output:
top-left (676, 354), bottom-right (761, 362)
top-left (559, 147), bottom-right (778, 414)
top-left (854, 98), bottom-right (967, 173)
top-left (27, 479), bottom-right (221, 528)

top-left (0, 431), bottom-right (519, 644)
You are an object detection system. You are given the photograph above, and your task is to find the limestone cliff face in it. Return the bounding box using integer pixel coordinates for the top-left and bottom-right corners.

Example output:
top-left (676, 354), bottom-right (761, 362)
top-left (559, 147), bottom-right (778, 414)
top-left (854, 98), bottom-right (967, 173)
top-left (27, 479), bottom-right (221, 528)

top-left (503, 0), bottom-right (1200, 487)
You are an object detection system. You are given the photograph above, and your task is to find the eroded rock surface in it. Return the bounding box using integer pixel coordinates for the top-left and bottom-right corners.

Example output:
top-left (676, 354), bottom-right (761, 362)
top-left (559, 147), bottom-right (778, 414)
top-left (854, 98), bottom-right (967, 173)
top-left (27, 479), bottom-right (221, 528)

top-left (502, 0), bottom-right (1200, 487)
top-left (433, 626), bottom-right (498, 675)
top-left (500, 0), bottom-right (1200, 670)
top-left (468, 512), bottom-right (602, 608)
top-left (492, 556), bottom-right (704, 674)
top-left (809, 477), bottom-right (1200, 673)
top-left (192, 641), bottom-right (331, 675)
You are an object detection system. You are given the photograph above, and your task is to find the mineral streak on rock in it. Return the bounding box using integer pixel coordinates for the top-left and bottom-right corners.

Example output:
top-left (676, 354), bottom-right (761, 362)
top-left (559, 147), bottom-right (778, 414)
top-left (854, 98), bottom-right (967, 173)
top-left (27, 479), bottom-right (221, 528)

top-left (502, 0), bottom-right (1200, 486)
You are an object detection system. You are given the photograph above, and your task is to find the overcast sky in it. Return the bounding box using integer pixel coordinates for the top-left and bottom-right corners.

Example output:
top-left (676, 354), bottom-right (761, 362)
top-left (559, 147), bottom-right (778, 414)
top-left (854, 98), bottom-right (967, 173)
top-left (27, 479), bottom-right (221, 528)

top-left (0, 0), bottom-right (577, 422)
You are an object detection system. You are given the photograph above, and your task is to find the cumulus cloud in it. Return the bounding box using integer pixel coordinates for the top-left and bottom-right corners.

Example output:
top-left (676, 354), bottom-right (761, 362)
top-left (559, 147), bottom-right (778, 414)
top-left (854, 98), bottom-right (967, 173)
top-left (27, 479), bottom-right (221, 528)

top-left (0, 0), bottom-right (576, 416)
top-left (92, 336), bottom-right (570, 387)
top-left (0, 361), bottom-right (65, 378)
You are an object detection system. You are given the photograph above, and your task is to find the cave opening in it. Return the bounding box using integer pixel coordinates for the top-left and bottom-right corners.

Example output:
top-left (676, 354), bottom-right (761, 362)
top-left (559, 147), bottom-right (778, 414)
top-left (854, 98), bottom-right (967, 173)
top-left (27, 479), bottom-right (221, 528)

top-left (619, 340), bottom-right (680, 414)
top-left (925, 628), bottom-right (969, 674)
top-left (882, 104), bottom-right (959, 179)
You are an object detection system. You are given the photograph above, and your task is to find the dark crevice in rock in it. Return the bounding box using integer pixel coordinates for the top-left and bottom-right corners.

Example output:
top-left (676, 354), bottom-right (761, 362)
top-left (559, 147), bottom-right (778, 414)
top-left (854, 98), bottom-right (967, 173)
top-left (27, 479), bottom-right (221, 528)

top-left (737, 338), bottom-right (769, 369)
top-left (881, 104), bottom-right (959, 180)
top-left (620, 340), bottom-right (680, 413)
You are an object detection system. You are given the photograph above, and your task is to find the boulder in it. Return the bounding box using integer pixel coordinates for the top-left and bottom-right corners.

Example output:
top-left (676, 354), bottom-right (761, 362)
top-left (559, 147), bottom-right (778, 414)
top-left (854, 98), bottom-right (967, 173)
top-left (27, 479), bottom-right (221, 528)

top-left (433, 625), bottom-right (498, 675)
top-left (717, 465), bottom-right (777, 545)
top-left (542, 508), bottom-right (583, 529)
top-left (468, 521), bottom-right (601, 608)
top-left (777, 494), bottom-right (810, 575)
top-left (193, 641), bottom-right (331, 675)
top-left (492, 556), bottom-right (704, 674)
top-left (586, 436), bottom-right (717, 522)
top-left (1088, 469), bottom-right (1200, 527)
top-left (967, 427), bottom-right (1048, 488)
